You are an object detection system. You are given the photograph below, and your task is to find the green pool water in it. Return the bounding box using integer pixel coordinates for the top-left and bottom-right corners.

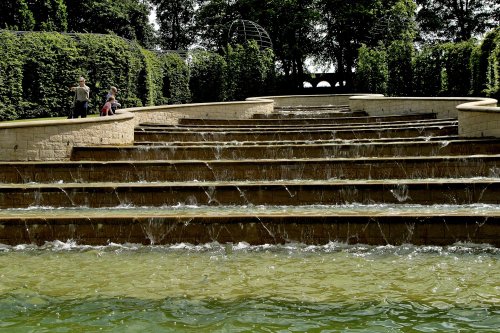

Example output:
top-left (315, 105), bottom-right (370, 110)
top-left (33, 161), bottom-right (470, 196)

top-left (0, 242), bottom-right (498, 332)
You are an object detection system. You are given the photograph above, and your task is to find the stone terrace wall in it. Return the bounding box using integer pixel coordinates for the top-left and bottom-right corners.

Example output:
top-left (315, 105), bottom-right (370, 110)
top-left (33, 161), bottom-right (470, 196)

top-left (0, 99), bottom-right (273, 161)
top-left (247, 94), bottom-right (382, 107)
top-left (126, 99), bottom-right (274, 126)
top-left (0, 113), bottom-right (135, 161)
top-left (348, 95), bottom-right (500, 138)
top-left (456, 99), bottom-right (500, 137)
top-left (1, 94), bottom-right (499, 161)
top-left (348, 96), bottom-right (489, 119)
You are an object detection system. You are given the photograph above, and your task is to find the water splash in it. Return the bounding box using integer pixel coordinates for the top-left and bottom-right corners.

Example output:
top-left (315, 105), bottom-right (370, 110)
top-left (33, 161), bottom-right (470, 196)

top-left (390, 184), bottom-right (410, 202)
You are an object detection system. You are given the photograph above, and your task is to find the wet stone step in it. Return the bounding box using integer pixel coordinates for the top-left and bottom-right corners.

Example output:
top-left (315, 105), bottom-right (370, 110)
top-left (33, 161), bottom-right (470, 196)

top-left (134, 125), bottom-right (458, 142)
top-left (137, 119), bottom-right (457, 132)
top-left (134, 135), bottom-right (463, 146)
top-left (252, 111), bottom-right (366, 119)
top-left (2, 156), bottom-right (499, 183)
top-left (176, 113), bottom-right (438, 126)
top-left (0, 209), bottom-right (498, 246)
top-left (1, 179), bottom-right (499, 208)
top-left (71, 139), bottom-right (500, 161)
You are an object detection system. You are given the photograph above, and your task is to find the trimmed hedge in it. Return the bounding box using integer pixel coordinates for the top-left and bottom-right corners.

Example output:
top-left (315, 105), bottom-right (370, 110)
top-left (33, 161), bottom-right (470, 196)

top-left (189, 50), bottom-right (227, 103)
top-left (0, 30), bottom-right (277, 120)
top-left (355, 27), bottom-right (500, 97)
top-left (0, 30), bottom-right (190, 121)
top-left (355, 44), bottom-right (387, 94)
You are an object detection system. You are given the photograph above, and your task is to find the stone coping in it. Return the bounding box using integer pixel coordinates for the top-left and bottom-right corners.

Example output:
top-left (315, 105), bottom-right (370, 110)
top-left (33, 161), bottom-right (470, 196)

top-left (0, 94), bottom-right (499, 161)
top-left (247, 94), bottom-right (382, 107)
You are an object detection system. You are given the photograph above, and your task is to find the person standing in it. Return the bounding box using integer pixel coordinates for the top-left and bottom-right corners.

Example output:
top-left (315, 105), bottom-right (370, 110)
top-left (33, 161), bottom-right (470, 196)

top-left (69, 76), bottom-right (90, 119)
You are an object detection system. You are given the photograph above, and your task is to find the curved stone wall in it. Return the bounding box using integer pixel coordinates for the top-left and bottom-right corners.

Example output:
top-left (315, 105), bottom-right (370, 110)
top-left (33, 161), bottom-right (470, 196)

top-left (0, 99), bottom-right (274, 161)
top-left (1, 94), bottom-right (499, 161)
top-left (126, 99), bottom-right (274, 126)
top-left (456, 98), bottom-right (500, 137)
top-left (247, 94), bottom-right (382, 107)
top-left (349, 96), bottom-right (484, 119)
top-left (0, 113), bottom-right (135, 161)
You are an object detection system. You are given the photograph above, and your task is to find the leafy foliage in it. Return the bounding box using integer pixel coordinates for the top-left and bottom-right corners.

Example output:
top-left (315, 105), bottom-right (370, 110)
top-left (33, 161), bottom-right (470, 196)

top-left (485, 34), bottom-right (500, 98)
top-left (0, 31), bottom-right (190, 121)
top-left (471, 28), bottom-right (500, 96)
top-left (416, 0), bottom-right (499, 42)
top-left (160, 52), bottom-right (191, 104)
top-left (0, 31), bottom-right (24, 120)
top-left (0, 0), bottom-right (35, 31)
top-left (189, 50), bottom-right (228, 103)
top-left (18, 32), bottom-right (80, 118)
top-left (413, 45), bottom-right (442, 96)
top-left (65, 0), bottom-right (156, 48)
top-left (355, 44), bottom-right (387, 94)
top-left (387, 40), bottom-right (414, 96)
top-left (225, 41), bottom-right (275, 101)
top-left (152, 0), bottom-right (196, 50)
top-left (440, 41), bottom-right (475, 96)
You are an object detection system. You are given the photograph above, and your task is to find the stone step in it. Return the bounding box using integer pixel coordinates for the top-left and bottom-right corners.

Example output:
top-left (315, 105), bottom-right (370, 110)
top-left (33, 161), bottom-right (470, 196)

top-left (71, 138), bottom-right (500, 161)
top-left (2, 156), bottom-right (498, 183)
top-left (137, 119), bottom-right (457, 132)
top-left (1, 179), bottom-right (499, 208)
top-left (134, 124), bottom-right (458, 142)
top-left (135, 135), bottom-right (462, 146)
top-left (252, 110), bottom-right (366, 119)
top-left (0, 207), bottom-right (497, 246)
top-left (177, 113), bottom-right (438, 126)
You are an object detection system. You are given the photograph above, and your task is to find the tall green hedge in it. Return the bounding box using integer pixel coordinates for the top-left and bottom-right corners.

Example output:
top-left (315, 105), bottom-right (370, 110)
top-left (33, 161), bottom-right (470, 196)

top-left (0, 30), bottom-right (192, 121)
top-left (160, 53), bottom-right (191, 104)
top-left (0, 31), bottom-right (24, 120)
top-left (355, 44), bottom-right (387, 94)
top-left (18, 32), bottom-right (80, 118)
top-left (440, 41), bottom-right (475, 96)
top-left (139, 49), bottom-right (164, 106)
top-left (356, 27), bottom-right (500, 98)
top-left (485, 30), bottom-right (500, 98)
top-left (225, 41), bottom-right (275, 101)
top-left (413, 45), bottom-right (442, 96)
top-left (387, 40), bottom-right (414, 96)
top-left (471, 28), bottom-right (500, 96)
top-left (189, 50), bottom-right (227, 103)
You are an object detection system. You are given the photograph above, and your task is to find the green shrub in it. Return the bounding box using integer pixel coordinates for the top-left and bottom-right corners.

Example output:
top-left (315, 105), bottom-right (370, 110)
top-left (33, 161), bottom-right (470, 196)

top-left (355, 44), bottom-right (388, 94)
top-left (160, 52), bottom-right (191, 104)
top-left (18, 32), bottom-right (80, 118)
top-left (189, 50), bottom-right (227, 102)
top-left (440, 40), bottom-right (475, 96)
top-left (0, 31), bottom-right (24, 120)
top-left (387, 40), bottom-right (414, 96)
top-left (413, 45), bottom-right (442, 96)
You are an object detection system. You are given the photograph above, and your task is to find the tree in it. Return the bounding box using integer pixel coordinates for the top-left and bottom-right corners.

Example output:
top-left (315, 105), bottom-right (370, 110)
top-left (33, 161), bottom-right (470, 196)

top-left (0, 0), bottom-right (35, 31)
top-left (416, 0), bottom-right (500, 42)
top-left (194, 0), bottom-right (239, 51)
top-left (28, 0), bottom-right (68, 31)
top-left (318, 0), bottom-right (416, 90)
top-left (152, 0), bottom-right (196, 50)
top-left (66, 0), bottom-right (156, 48)
top-left (356, 44), bottom-right (388, 94)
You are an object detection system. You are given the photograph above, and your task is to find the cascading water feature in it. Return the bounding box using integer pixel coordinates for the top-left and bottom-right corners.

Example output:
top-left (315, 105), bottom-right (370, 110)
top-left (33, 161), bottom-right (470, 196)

top-left (1, 103), bottom-right (499, 331)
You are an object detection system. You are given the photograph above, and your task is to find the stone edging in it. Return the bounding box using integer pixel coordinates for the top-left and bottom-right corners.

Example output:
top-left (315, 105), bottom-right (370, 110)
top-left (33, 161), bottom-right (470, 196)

top-left (0, 94), bottom-right (498, 161)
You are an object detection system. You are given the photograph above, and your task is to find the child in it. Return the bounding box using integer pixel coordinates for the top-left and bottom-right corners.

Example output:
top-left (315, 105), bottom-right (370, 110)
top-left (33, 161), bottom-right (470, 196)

top-left (101, 95), bottom-right (115, 116)
top-left (104, 86), bottom-right (121, 113)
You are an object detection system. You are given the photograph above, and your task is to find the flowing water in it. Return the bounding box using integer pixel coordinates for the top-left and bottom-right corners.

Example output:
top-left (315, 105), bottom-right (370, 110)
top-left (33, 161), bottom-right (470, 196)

top-left (0, 242), bottom-right (498, 332)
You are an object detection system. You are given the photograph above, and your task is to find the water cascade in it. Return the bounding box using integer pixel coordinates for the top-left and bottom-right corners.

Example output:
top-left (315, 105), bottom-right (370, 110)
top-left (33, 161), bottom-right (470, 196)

top-left (1, 102), bottom-right (499, 331)
top-left (0, 103), bottom-right (498, 246)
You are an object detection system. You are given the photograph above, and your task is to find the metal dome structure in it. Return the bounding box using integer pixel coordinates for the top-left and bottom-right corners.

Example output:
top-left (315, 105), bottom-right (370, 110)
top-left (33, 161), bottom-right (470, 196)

top-left (228, 19), bottom-right (273, 50)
